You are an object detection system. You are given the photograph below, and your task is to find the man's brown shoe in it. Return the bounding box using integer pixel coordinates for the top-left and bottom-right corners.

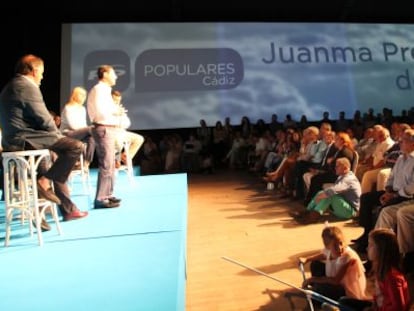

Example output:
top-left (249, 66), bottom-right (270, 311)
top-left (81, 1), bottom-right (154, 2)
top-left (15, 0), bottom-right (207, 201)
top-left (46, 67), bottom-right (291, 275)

top-left (297, 210), bottom-right (321, 225)
top-left (32, 218), bottom-right (51, 232)
top-left (37, 181), bottom-right (61, 204)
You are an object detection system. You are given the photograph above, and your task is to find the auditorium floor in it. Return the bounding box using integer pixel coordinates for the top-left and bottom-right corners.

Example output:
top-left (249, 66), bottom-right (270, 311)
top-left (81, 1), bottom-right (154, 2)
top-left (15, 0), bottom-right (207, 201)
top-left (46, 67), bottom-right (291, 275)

top-left (185, 168), bottom-right (414, 311)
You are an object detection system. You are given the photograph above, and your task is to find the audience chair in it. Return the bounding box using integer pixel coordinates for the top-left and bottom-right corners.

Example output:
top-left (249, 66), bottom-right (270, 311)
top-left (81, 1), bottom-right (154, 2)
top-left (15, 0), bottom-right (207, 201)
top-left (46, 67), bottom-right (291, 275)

top-left (2, 149), bottom-right (62, 246)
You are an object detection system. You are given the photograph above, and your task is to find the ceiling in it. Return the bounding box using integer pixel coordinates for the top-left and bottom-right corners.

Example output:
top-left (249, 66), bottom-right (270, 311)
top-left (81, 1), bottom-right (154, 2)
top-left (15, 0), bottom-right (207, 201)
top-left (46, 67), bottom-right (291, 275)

top-left (7, 1), bottom-right (414, 24)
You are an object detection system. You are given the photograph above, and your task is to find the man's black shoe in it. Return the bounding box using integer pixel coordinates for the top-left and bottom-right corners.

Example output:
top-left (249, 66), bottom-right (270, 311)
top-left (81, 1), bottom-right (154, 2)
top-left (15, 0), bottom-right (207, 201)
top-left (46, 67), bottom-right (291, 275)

top-left (94, 199), bottom-right (120, 209)
top-left (108, 197), bottom-right (122, 203)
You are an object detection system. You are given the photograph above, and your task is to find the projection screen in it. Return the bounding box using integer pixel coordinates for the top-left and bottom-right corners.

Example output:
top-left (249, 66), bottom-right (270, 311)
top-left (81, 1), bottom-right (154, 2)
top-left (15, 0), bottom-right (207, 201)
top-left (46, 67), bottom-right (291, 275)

top-left (61, 23), bottom-right (414, 130)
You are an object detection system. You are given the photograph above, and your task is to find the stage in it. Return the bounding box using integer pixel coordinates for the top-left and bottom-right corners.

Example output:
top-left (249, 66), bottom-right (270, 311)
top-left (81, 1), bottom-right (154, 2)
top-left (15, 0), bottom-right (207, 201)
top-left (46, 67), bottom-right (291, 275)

top-left (0, 169), bottom-right (187, 311)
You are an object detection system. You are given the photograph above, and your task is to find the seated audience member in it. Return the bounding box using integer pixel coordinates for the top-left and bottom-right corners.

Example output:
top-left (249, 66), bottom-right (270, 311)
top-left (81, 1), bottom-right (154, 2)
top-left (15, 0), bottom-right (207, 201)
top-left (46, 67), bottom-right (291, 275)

top-left (262, 128), bottom-right (303, 197)
top-left (211, 120), bottom-right (228, 168)
top-left (0, 54), bottom-right (88, 226)
top-left (293, 158), bottom-right (360, 224)
top-left (263, 128), bottom-right (308, 183)
top-left (375, 123), bottom-right (410, 191)
top-left (299, 225), bottom-right (339, 278)
top-left (111, 90), bottom-right (144, 166)
top-left (282, 113), bottom-right (297, 130)
top-left (60, 86), bottom-right (95, 170)
top-left (301, 226), bottom-right (367, 303)
top-left (292, 126), bottom-right (326, 199)
top-left (223, 130), bottom-right (247, 169)
top-left (355, 127), bottom-right (376, 163)
top-left (352, 128), bottom-right (414, 252)
top-left (197, 118), bottom-right (212, 153)
top-left (268, 113), bottom-right (281, 135)
top-left (140, 136), bottom-right (162, 175)
top-left (339, 229), bottom-right (410, 311)
top-left (261, 130), bottom-right (281, 172)
top-left (164, 133), bottom-right (184, 173)
top-left (304, 132), bottom-right (355, 206)
top-left (248, 130), bottom-right (271, 172)
top-left (303, 131), bottom-right (337, 193)
top-left (375, 200), bottom-right (414, 274)
top-left (356, 125), bottom-right (394, 193)
top-left (335, 111), bottom-right (349, 132)
top-left (181, 133), bottom-right (202, 173)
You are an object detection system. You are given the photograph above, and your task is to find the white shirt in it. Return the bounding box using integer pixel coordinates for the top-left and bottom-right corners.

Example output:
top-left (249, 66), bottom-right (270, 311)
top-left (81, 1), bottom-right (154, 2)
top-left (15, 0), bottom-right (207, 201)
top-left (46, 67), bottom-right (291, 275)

top-left (87, 81), bottom-right (120, 126)
top-left (60, 104), bottom-right (88, 132)
top-left (325, 246), bottom-right (367, 299)
top-left (373, 137), bottom-right (394, 166)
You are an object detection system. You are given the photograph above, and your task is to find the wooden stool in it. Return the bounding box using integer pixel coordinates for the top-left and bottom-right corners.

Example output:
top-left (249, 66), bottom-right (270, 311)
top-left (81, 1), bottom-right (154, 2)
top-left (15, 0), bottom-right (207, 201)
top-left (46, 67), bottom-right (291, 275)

top-left (2, 149), bottom-right (62, 246)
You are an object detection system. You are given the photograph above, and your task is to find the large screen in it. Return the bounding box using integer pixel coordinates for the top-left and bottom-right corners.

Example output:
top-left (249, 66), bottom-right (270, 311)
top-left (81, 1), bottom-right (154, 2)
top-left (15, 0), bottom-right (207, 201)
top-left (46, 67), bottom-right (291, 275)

top-left (61, 23), bottom-right (414, 130)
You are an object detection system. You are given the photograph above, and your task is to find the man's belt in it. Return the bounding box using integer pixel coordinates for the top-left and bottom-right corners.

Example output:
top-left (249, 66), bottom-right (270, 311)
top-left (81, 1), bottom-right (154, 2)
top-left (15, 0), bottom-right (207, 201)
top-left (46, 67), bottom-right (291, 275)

top-left (93, 123), bottom-right (119, 128)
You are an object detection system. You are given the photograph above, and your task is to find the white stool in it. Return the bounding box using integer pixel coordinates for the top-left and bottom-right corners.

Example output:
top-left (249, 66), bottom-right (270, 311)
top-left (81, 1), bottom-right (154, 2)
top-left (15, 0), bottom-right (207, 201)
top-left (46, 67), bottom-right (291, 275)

top-left (68, 149), bottom-right (91, 194)
top-left (116, 140), bottom-right (134, 182)
top-left (2, 149), bottom-right (62, 246)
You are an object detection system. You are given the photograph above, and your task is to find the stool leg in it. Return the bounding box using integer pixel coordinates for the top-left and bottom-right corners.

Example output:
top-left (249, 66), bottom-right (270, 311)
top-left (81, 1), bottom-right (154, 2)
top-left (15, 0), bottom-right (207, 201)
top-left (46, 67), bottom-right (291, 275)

top-left (4, 208), bottom-right (14, 247)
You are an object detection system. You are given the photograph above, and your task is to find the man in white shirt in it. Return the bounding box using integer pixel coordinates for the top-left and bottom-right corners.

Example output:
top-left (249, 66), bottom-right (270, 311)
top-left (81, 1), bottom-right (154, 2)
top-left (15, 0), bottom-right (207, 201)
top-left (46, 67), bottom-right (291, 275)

top-left (87, 65), bottom-right (122, 209)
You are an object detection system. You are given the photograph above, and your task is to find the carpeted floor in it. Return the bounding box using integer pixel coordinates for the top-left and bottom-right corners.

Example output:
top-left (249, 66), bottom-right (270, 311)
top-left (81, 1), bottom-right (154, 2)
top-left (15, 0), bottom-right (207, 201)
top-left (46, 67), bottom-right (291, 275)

top-left (0, 170), bottom-right (187, 311)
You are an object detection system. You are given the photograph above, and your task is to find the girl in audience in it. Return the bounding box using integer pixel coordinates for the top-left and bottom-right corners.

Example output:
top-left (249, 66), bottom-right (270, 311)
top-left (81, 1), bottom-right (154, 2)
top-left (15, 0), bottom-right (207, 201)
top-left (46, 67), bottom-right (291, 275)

top-left (339, 228), bottom-right (411, 311)
top-left (301, 226), bottom-right (367, 304)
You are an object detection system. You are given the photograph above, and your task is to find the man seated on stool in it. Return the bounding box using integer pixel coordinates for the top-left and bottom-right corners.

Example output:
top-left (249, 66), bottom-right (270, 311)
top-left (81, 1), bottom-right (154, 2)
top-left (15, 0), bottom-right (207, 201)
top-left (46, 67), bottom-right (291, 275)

top-left (0, 54), bottom-right (88, 230)
top-left (111, 90), bottom-right (144, 167)
top-left (292, 157), bottom-right (361, 224)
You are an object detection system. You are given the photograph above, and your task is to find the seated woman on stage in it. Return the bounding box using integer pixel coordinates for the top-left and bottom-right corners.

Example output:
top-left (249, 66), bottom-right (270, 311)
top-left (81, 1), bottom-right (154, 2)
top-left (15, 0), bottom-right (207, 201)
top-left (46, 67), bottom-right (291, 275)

top-left (60, 86), bottom-right (95, 170)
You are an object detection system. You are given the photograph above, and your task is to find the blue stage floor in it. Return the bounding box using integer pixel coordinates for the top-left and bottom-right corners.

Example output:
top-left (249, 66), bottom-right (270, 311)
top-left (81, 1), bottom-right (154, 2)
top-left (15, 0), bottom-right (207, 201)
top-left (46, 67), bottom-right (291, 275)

top-left (0, 170), bottom-right (187, 311)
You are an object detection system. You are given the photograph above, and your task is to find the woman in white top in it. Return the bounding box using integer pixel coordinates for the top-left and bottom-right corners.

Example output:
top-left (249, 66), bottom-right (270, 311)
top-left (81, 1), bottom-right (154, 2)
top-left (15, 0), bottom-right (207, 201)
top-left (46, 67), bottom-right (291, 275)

top-left (60, 86), bottom-right (95, 168)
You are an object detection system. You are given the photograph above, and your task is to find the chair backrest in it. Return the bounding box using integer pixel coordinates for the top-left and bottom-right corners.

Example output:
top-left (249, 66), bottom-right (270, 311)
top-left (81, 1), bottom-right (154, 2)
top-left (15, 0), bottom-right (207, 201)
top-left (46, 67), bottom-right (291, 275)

top-left (351, 150), bottom-right (359, 173)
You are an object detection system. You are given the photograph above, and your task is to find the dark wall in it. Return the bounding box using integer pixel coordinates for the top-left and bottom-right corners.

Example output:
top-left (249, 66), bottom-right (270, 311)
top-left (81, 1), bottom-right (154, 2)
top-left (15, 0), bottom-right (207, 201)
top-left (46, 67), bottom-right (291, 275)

top-left (1, 21), bottom-right (61, 114)
top-left (2, 1), bottom-right (413, 117)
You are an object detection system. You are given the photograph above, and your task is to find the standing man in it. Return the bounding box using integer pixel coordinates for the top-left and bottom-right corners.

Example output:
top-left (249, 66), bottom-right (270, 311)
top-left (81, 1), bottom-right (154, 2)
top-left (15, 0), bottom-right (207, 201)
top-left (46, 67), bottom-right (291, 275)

top-left (87, 65), bottom-right (122, 208)
top-left (0, 54), bottom-right (88, 226)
